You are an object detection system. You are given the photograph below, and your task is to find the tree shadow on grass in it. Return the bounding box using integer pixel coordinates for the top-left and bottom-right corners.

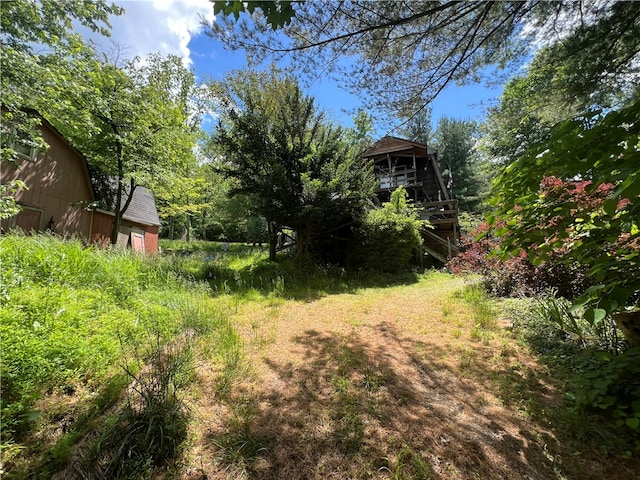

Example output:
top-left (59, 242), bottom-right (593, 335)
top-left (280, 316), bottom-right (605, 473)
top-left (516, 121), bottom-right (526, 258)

top-left (205, 321), bottom-right (635, 480)
top-left (201, 261), bottom-right (422, 302)
top-left (4, 373), bottom-right (129, 479)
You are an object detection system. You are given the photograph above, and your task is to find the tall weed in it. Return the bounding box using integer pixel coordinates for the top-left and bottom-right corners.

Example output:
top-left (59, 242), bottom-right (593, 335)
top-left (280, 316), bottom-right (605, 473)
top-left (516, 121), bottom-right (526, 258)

top-left (456, 284), bottom-right (498, 330)
top-left (86, 332), bottom-right (195, 479)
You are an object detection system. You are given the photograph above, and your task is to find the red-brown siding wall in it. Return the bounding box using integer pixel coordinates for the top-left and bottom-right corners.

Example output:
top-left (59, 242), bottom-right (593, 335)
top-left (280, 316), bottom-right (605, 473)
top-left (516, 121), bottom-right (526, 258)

top-left (144, 225), bottom-right (159, 253)
top-left (90, 211), bottom-right (113, 247)
top-left (1, 124), bottom-right (93, 237)
top-left (90, 211), bottom-right (159, 253)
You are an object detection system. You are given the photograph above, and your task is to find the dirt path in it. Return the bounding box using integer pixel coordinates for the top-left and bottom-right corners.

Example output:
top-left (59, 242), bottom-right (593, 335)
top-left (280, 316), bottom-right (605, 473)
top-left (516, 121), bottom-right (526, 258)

top-left (190, 276), bottom-right (639, 480)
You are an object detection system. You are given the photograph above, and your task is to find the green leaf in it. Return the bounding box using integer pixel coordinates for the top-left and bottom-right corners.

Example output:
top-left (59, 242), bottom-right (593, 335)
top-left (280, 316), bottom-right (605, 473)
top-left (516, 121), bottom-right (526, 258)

top-left (584, 307), bottom-right (607, 325)
top-left (585, 284), bottom-right (606, 296)
top-left (603, 198), bottom-right (618, 217)
top-left (625, 417), bottom-right (639, 430)
top-left (617, 173), bottom-right (640, 199)
top-left (609, 288), bottom-right (631, 306)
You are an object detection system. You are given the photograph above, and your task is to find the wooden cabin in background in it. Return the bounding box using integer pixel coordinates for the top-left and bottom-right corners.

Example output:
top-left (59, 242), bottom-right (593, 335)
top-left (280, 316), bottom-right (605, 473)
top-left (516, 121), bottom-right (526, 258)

top-left (364, 136), bottom-right (459, 263)
top-left (1, 112), bottom-right (160, 253)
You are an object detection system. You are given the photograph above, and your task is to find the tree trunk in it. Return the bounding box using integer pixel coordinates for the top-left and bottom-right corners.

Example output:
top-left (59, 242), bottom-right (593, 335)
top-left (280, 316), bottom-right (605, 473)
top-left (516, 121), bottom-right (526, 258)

top-left (201, 209), bottom-right (207, 240)
top-left (111, 176), bottom-right (123, 245)
top-left (268, 221), bottom-right (277, 261)
top-left (107, 127), bottom-right (136, 247)
top-left (111, 176), bottom-right (137, 247)
top-left (295, 226), bottom-right (312, 261)
top-left (613, 311), bottom-right (640, 347)
top-left (169, 217), bottom-right (174, 240)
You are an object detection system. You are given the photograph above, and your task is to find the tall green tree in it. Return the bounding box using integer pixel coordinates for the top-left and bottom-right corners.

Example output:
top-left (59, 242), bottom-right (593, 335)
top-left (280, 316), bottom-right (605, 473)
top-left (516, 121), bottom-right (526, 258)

top-left (1, 0), bottom-right (122, 164)
top-left (480, 75), bottom-right (555, 168)
top-left (47, 52), bottom-right (200, 244)
top-left (433, 117), bottom-right (488, 213)
top-left (209, 68), bottom-right (375, 260)
top-left (398, 107), bottom-right (433, 146)
top-left (154, 165), bottom-right (210, 242)
top-left (344, 110), bottom-right (375, 157)
top-left (480, 46), bottom-right (594, 168)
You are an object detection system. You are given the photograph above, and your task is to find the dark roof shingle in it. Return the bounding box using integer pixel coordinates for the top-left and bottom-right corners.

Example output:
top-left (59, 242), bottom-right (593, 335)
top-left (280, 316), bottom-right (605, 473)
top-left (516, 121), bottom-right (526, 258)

top-left (121, 186), bottom-right (160, 226)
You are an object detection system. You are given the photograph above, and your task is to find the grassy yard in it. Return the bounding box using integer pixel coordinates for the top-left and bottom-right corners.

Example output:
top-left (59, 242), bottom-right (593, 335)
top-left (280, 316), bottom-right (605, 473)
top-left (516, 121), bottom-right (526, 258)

top-left (1, 236), bottom-right (638, 479)
top-left (202, 274), bottom-right (639, 480)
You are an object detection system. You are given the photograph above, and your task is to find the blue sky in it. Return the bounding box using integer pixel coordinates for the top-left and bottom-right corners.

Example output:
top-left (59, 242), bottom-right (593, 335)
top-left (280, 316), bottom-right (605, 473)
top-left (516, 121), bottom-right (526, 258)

top-left (85, 1), bottom-right (503, 135)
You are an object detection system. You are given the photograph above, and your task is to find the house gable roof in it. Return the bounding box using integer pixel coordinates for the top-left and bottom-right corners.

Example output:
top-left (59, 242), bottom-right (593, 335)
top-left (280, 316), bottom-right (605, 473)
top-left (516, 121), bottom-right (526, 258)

top-left (364, 136), bottom-right (438, 159)
top-left (89, 175), bottom-right (161, 227)
top-left (120, 186), bottom-right (161, 227)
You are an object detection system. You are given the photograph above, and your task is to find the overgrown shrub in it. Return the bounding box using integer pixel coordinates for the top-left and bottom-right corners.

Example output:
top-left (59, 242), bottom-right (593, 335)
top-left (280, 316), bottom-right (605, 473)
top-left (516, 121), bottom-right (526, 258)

top-left (89, 333), bottom-right (195, 479)
top-left (536, 295), bottom-right (626, 353)
top-left (569, 348), bottom-right (640, 453)
top-left (347, 186), bottom-right (425, 273)
top-left (448, 221), bottom-right (591, 298)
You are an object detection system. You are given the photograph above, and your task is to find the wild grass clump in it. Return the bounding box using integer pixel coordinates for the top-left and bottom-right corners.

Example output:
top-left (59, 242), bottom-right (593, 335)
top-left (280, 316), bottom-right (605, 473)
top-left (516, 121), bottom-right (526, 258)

top-left (455, 284), bottom-right (498, 331)
top-left (535, 294), bottom-right (626, 353)
top-left (1, 234), bottom-right (199, 304)
top-left (212, 398), bottom-right (268, 478)
top-left (380, 444), bottom-right (434, 480)
top-left (87, 333), bottom-right (195, 479)
top-left (0, 233), bottom-right (241, 475)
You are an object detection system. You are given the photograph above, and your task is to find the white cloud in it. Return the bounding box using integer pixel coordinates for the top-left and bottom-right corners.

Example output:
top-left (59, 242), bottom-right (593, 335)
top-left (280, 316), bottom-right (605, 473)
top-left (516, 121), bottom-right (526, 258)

top-left (520, 0), bottom-right (617, 51)
top-left (87, 0), bottom-right (214, 66)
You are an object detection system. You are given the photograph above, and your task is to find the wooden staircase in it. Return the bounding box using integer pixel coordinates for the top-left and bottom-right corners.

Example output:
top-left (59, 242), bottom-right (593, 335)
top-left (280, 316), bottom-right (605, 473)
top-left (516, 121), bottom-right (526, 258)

top-left (421, 227), bottom-right (460, 264)
top-left (418, 199), bottom-right (460, 264)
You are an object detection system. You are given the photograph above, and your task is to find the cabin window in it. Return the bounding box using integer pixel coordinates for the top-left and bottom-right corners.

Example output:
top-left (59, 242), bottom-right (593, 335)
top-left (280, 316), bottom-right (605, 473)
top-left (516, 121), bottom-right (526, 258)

top-left (6, 125), bottom-right (39, 162)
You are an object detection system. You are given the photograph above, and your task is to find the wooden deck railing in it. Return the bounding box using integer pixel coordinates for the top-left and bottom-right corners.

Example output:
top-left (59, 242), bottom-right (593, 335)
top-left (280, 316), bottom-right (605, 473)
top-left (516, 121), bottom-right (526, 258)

top-left (418, 199), bottom-right (458, 225)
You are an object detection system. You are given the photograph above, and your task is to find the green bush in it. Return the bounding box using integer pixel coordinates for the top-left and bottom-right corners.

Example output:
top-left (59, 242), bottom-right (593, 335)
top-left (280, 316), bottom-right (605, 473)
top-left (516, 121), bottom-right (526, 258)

top-left (570, 348), bottom-right (640, 453)
top-left (536, 294), bottom-right (626, 353)
top-left (347, 186), bottom-right (425, 273)
top-left (506, 298), bottom-right (640, 453)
